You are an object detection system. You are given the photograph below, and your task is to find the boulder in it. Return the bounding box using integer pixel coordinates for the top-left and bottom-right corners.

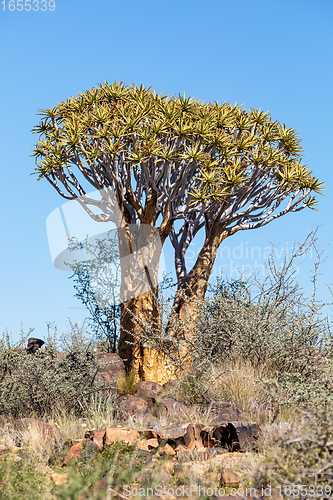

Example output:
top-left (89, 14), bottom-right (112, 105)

top-left (95, 352), bottom-right (125, 383)
top-left (156, 422), bottom-right (190, 443)
top-left (135, 380), bottom-right (164, 396)
top-left (201, 425), bottom-right (215, 448)
top-left (85, 428), bottom-right (106, 450)
top-left (201, 422), bottom-right (261, 452)
top-left (116, 394), bottom-right (149, 419)
top-left (152, 398), bottom-right (190, 418)
top-left (138, 437), bottom-right (159, 451)
top-left (64, 439), bottom-right (99, 464)
top-left (183, 423), bottom-right (203, 451)
top-left (134, 381), bottom-right (164, 408)
top-left (155, 422), bottom-right (203, 451)
top-left (156, 443), bottom-right (176, 457)
top-left (27, 338), bottom-right (45, 354)
top-left (104, 427), bottom-right (140, 446)
top-left (138, 413), bottom-right (160, 428)
top-left (217, 406), bottom-right (242, 422)
top-left (145, 437), bottom-right (159, 449)
top-left (138, 428), bottom-right (158, 440)
top-left (51, 472), bottom-right (68, 486)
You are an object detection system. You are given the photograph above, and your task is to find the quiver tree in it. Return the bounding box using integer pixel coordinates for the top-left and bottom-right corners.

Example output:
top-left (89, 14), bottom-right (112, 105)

top-left (32, 81), bottom-right (324, 383)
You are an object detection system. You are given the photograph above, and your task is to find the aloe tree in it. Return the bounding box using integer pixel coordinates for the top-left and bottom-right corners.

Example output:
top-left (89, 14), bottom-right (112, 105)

top-left (32, 81), bottom-right (324, 382)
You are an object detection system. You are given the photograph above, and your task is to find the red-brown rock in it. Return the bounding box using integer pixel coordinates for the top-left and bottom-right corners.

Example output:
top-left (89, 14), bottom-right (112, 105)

top-left (104, 427), bottom-right (139, 446)
top-left (156, 443), bottom-right (176, 457)
top-left (183, 423), bottom-right (203, 451)
top-left (64, 439), bottom-right (99, 464)
top-left (217, 406), bottom-right (242, 422)
top-left (84, 428), bottom-right (106, 450)
top-left (201, 422), bottom-right (261, 452)
top-left (137, 428), bottom-right (158, 440)
top-left (152, 398), bottom-right (190, 418)
top-left (138, 414), bottom-right (160, 428)
top-left (134, 381), bottom-right (164, 408)
top-left (116, 394), bottom-right (149, 419)
top-left (95, 352), bottom-right (125, 383)
top-left (138, 437), bottom-right (159, 451)
top-left (156, 422), bottom-right (203, 451)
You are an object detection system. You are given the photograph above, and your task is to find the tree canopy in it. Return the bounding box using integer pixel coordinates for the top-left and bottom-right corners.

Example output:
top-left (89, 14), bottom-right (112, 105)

top-left (32, 81), bottom-right (323, 282)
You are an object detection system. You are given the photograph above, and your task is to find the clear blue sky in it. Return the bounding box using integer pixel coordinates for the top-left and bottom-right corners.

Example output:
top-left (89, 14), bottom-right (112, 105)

top-left (0, 0), bottom-right (332, 343)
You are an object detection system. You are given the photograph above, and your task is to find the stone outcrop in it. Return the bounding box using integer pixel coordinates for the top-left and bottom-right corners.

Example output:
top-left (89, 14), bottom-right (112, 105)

top-left (134, 381), bottom-right (164, 407)
top-left (95, 352), bottom-right (125, 383)
top-left (201, 422), bottom-right (261, 452)
top-left (27, 338), bottom-right (45, 354)
top-left (64, 439), bottom-right (99, 465)
top-left (80, 419), bottom-right (261, 457)
top-left (152, 398), bottom-right (190, 418)
top-left (0, 398), bottom-right (263, 499)
top-left (116, 395), bottom-right (149, 420)
top-left (104, 427), bottom-right (140, 446)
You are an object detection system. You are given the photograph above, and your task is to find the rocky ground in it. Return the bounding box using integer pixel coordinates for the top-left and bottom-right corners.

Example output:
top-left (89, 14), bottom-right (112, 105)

top-left (0, 350), bottom-right (282, 499)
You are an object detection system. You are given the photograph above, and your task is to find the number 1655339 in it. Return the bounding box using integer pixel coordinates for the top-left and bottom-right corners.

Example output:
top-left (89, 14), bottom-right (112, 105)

top-left (1, 0), bottom-right (55, 11)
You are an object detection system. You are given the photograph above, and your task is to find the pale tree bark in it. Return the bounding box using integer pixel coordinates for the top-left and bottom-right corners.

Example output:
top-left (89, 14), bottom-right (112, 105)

top-left (166, 221), bottom-right (232, 375)
top-left (116, 224), bottom-right (172, 383)
top-left (118, 290), bottom-right (173, 383)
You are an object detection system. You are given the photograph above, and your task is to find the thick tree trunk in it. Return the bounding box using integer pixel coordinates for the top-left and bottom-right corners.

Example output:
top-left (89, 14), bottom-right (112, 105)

top-left (116, 218), bottom-right (229, 383)
top-left (118, 289), bottom-right (173, 383)
top-left (116, 224), bottom-right (171, 383)
top-left (167, 223), bottom-right (228, 373)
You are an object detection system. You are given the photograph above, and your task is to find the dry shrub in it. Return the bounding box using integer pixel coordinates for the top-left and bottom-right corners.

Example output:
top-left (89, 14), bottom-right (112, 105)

top-left (0, 324), bottom-right (115, 418)
top-left (116, 371), bottom-right (137, 396)
top-left (204, 359), bottom-right (272, 420)
top-left (255, 408), bottom-right (333, 490)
